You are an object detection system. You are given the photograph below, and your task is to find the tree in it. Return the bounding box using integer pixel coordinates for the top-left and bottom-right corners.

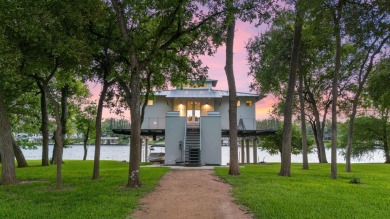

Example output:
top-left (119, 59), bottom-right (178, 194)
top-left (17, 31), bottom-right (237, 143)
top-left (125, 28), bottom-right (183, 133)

top-left (298, 59), bottom-right (308, 170)
top-left (339, 116), bottom-right (389, 163)
top-left (367, 58), bottom-right (390, 163)
top-left (225, 0), bottom-right (239, 176)
top-left (247, 6), bottom-right (331, 164)
top-left (36, 79), bottom-right (50, 166)
top-left (260, 122), bottom-right (314, 159)
top-left (110, 0), bottom-right (226, 187)
top-left (87, 7), bottom-right (122, 179)
top-left (0, 90), bottom-right (17, 185)
top-left (279, 0), bottom-right (303, 176)
top-left (75, 103), bottom-right (96, 160)
top-left (343, 0), bottom-right (389, 172)
top-left (4, 0), bottom-right (101, 188)
top-left (331, 0), bottom-right (345, 179)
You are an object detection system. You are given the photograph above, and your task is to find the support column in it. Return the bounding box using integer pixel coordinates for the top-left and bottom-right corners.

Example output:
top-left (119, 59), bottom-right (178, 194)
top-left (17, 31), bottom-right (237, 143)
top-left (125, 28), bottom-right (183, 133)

top-left (253, 138), bottom-right (257, 164)
top-left (145, 138), bottom-right (148, 163)
top-left (241, 138), bottom-right (245, 163)
top-left (246, 139), bottom-right (250, 163)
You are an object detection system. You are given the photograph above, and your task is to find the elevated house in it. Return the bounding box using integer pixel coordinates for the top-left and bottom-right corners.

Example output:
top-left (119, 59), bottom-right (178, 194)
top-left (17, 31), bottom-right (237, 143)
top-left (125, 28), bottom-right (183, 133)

top-left (112, 79), bottom-right (276, 165)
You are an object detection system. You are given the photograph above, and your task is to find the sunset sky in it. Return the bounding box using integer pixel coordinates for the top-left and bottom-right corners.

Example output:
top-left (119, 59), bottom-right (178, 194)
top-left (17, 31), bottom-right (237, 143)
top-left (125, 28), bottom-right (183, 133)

top-left (90, 20), bottom-right (276, 120)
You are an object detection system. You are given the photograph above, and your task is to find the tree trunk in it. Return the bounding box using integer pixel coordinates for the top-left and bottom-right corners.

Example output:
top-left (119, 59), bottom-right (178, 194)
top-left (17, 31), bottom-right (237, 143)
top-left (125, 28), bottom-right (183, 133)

top-left (279, 2), bottom-right (303, 177)
top-left (50, 87), bottom-right (68, 166)
top-left (50, 136), bottom-right (58, 164)
top-left (112, 0), bottom-right (145, 187)
top-left (37, 83), bottom-right (49, 166)
top-left (345, 102), bottom-right (357, 171)
top-left (383, 110), bottom-right (389, 163)
top-left (307, 90), bottom-right (328, 163)
top-left (61, 85), bottom-right (69, 149)
top-left (12, 138), bottom-right (28, 168)
top-left (225, 1), bottom-right (239, 176)
top-left (83, 126), bottom-right (90, 161)
top-left (314, 107), bottom-right (327, 163)
top-left (298, 68), bottom-right (308, 170)
top-left (331, 2), bottom-right (342, 179)
top-left (0, 90), bottom-right (17, 185)
top-left (127, 71), bottom-right (142, 187)
top-left (310, 120), bottom-right (321, 162)
top-left (44, 86), bottom-right (64, 189)
top-left (54, 124), bottom-right (63, 189)
top-left (92, 81), bottom-right (109, 179)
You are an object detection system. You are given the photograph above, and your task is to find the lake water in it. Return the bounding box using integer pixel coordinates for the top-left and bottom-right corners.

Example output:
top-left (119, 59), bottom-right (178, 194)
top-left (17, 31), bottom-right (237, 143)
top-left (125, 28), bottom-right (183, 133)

top-left (21, 145), bottom-right (385, 164)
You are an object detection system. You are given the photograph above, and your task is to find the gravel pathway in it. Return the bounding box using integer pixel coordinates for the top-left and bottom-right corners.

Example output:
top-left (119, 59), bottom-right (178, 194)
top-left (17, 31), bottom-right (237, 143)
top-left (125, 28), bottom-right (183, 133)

top-left (131, 169), bottom-right (252, 219)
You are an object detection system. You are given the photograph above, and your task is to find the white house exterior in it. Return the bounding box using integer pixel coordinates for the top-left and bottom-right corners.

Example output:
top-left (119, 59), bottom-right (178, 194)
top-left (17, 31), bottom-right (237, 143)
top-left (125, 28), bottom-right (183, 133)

top-left (140, 79), bottom-right (261, 165)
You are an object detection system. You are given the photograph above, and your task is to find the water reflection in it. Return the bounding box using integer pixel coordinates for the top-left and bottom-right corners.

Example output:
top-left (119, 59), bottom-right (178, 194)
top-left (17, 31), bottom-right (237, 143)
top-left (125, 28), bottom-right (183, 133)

top-left (21, 145), bottom-right (385, 164)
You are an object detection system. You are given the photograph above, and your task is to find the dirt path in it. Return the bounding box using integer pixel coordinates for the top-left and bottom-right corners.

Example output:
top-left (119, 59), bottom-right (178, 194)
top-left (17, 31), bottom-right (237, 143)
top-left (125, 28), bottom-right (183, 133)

top-left (131, 170), bottom-right (252, 219)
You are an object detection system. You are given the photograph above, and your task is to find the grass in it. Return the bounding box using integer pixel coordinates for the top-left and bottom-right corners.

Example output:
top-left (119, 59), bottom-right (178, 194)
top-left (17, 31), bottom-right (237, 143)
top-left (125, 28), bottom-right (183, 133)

top-left (0, 160), bottom-right (169, 218)
top-left (215, 163), bottom-right (390, 219)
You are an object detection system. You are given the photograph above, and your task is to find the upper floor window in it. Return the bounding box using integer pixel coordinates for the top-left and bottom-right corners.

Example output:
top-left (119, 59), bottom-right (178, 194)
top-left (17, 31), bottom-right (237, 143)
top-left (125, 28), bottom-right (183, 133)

top-left (147, 100), bottom-right (154, 106)
top-left (184, 83), bottom-right (208, 89)
top-left (246, 100), bottom-right (252, 106)
top-left (237, 100), bottom-right (241, 107)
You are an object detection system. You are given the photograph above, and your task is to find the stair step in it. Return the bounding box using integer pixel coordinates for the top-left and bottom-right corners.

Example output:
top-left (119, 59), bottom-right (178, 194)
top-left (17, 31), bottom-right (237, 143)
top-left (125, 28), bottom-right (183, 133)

top-left (185, 127), bottom-right (201, 165)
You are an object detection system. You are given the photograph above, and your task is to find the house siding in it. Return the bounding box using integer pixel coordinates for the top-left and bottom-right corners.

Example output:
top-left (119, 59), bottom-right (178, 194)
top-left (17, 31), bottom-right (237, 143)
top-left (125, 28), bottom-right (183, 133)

top-left (200, 113), bottom-right (222, 165)
top-left (142, 97), bottom-right (172, 129)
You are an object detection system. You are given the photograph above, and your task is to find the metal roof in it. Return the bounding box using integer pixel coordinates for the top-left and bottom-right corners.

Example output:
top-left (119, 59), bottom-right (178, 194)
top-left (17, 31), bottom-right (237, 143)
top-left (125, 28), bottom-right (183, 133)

top-left (166, 89), bottom-right (222, 98)
top-left (214, 90), bottom-right (259, 97)
top-left (153, 89), bottom-right (261, 100)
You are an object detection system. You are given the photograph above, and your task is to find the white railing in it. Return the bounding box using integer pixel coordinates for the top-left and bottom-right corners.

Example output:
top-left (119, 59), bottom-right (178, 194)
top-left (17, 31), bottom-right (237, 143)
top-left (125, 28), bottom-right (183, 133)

top-left (183, 119), bottom-right (187, 163)
top-left (199, 117), bottom-right (202, 156)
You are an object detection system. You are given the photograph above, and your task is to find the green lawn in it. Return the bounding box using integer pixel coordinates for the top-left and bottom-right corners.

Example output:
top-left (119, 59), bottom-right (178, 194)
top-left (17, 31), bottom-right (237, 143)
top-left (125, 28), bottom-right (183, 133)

top-left (0, 160), bottom-right (169, 218)
top-left (215, 163), bottom-right (390, 219)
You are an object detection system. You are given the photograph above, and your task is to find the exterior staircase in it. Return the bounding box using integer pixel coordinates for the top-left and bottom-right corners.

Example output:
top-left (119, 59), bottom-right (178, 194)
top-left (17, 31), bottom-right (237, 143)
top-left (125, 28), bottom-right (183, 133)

top-left (185, 128), bottom-right (201, 166)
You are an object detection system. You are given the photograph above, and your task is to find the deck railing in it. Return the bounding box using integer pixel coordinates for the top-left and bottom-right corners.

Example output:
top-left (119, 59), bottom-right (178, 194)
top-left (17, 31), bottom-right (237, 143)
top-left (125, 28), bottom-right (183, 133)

top-left (256, 119), bottom-right (278, 131)
top-left (111, 117), bottom-right (278, 132)
top-left (110, 117), bottom-right (165, 130)
top-left (222, 118), bottom-right (278, 131)
top-left (110, 119), bottom-right (130, 130)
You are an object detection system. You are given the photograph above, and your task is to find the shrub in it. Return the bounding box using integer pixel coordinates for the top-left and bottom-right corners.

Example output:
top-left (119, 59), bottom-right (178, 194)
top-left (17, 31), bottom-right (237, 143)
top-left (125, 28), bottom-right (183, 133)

top-left (350, 176), bottom-right (362, 184)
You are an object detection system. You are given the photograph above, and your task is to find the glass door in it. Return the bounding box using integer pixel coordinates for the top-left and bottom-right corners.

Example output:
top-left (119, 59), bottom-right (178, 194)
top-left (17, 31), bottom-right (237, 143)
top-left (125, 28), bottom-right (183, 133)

top-left (187, 101), bottom-right (200, 124)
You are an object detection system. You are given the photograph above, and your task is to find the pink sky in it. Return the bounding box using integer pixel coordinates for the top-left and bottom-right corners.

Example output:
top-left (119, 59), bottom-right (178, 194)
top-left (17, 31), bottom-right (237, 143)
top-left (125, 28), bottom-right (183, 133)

top-left (90, 20), bottom-right (275, 120)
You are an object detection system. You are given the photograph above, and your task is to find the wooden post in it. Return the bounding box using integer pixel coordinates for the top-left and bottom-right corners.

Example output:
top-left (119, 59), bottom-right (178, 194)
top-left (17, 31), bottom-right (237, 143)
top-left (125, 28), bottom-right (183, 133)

top-left (246, 139), bottom-right (250, 163)
top-left (253, 138), bottom-right (257, 164)
top-left (145, 138), bottom-right (148, 163)
top-left (241, 138), bottom-right (245, 163)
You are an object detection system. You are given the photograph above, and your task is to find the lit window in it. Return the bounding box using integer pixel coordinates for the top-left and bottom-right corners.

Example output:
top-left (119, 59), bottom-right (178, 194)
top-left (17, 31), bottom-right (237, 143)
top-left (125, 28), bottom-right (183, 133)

top-left (147, 100), bottom-right (154, 105)
top-left (246, 100), bottom-right (252, 106)
top-left (237, 100), bottom-right (241, 106)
